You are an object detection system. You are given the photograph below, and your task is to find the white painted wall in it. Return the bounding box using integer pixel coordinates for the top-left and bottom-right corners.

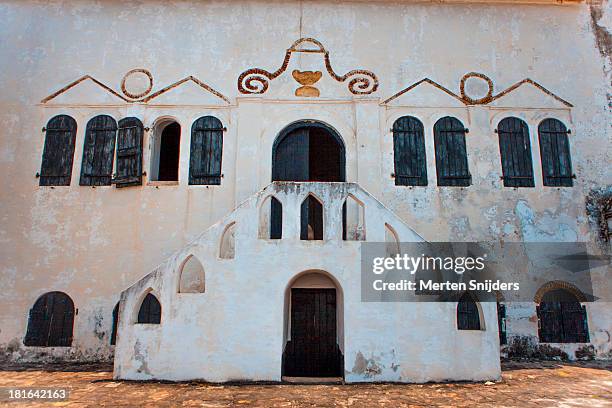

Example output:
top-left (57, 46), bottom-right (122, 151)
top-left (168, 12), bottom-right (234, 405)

top-left (0, 0), bottom-right (610, 366)
top-left (113, 182), bottom-right (500, 382)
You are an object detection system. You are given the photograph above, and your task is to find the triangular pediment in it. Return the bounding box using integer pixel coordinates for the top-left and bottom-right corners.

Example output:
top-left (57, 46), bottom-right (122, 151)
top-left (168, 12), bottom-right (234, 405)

top-left (383, 79), bottom-right (465, 107)
top-left (41, 75), bottom-right (127, 105)
top-left (491, 79), bottom-right (572, 108)
top-left (142, 77), bottom-right (230, 105)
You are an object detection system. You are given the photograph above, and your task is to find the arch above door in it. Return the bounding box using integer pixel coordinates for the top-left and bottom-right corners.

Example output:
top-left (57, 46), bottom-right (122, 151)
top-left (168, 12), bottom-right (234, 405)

top-left (272, 120), bottom-right (346, 182)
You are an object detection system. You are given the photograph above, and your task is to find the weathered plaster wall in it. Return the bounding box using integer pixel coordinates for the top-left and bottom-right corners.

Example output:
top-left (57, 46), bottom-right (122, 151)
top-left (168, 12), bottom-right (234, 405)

top-left (113, 183), bottom-right (500, 382)
top-left (0, 0), bottom-right (610, 365)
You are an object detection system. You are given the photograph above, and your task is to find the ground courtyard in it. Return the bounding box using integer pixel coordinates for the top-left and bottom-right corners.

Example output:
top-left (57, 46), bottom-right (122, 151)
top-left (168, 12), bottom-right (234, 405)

top-left (0, 361), bottom-right (610, 407)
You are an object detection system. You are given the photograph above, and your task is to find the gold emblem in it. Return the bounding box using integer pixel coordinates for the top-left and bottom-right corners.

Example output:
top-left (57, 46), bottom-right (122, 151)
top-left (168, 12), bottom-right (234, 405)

top-left (292, 70), bottom-right (322, 97)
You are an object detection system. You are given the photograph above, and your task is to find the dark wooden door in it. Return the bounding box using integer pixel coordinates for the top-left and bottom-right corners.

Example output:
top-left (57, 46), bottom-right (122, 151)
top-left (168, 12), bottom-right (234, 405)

top-left (24, 292), bottom-right (74, 347)
top-left (272, 128), bottom-right (309, 181)
top-left (283, 288), bottom-right (342, 377)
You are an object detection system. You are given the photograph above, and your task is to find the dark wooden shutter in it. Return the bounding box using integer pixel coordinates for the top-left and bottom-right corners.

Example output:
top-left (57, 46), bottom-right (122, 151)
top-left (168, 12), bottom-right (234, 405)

top-left (272, 128), bottom-right (309, 181)
top-left (137, 293), bottom-right (161, 324)
top-left (24, 292), bottom-right (74, 347)
top-left (270, 197), bottom-right (282, 239)
top-left (110, 302), bottom-right (119, 345)
top-left (189, 116), bottom-right (224, 185)
top-left (538, 301), bottom-right (563, 342)
top-left (434, 117), bottom-right (471, 187)
top-left (561, 302), bottom-right (589, 343)
top-left (497, 302), bottom-right (507, 345)
top-left (457, 293), bottom-right (481, 330)
top-left (24, 308), bottom-right (47, 346)
top-left (538, 119), bottom-right (573, 187)
top-left (80, 115), bottom-right (117, 186)
top-left (112, 118), bottom-right (144, 188)
top-left (498, 117), bottom-right (534, 187)
top-left (393, 116), bottom-right (427, 186)
top-left (39, 115), bottom-right (77, 186)
top-left (538, 289), bottom-right (588, 343)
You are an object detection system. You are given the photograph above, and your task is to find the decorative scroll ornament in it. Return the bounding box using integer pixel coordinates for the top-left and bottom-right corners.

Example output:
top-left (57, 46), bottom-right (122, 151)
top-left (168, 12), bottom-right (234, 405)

top-left (383, 72), bottom-right (573, 108)
top-left (460, 72), bottom-right (494, 105)
top-left (238, 38), bottom-right (379, 96)
top-left (121, 68), bottom-right (154, 99)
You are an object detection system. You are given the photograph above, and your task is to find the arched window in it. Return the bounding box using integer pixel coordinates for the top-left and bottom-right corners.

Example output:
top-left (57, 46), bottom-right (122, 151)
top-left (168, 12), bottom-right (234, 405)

top-left (342, 194), bottom-right (365, 241)
top-left (434, 117), bottom-right (471, 187)
top-left (219, 222), bottom-right (236, 259)
top-left (24, 291), bottom-right (75, 347)
top-left (497, 117), bottom-right (534, 187)
top-left (80, 115), bottom-right (117, 186)
top-left (151, 121), bottom-right (181, 181)
top-left (538, 119), bottom-right (573, 187)
top-left (39, 115), bottom-right (77, 186)
top-left (393, 116), bottom-right (427, 186)
top-left (178, 255), bottom-right (205, 293)
top-left (301, 194), bottom-right (324, 240)
top-left (537, 289), bottom-right (589, 343)
top-left (189, 116), bottom-right (224, 185)
top-left (137, 293), bottom-right (161, 324)
top-left (113, 117), bottom-right (144, 187)
top-left (384, 223), bottom-right (400, 257)
top-left (110, 302), bottom-right (119, 345)
top-left (259, 196), bottom-right (282, 239)
top-left (457, 292), bottom-right (481, 330)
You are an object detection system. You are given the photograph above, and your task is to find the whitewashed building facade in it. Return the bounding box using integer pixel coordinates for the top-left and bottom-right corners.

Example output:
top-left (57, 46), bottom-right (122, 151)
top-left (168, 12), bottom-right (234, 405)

top-left (0, 0), bottom-right (610, 382)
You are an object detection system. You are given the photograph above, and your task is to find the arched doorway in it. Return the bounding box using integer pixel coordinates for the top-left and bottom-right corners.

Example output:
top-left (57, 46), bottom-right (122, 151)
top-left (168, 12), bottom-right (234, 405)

top-left (536, 287), bottom-right (589, 343)
top-left (282, 271), bottom-right (344, 378)
top-left (272, 121), bottom-right (346, 239)
top-left (272, 120), bottom-right (346, 182)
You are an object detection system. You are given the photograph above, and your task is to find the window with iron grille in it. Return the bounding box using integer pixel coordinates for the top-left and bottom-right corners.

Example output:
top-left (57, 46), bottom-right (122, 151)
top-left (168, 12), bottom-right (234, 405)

top-left (39, 115), bottom-right (78, 186)
top-left (457, 292), bottom-right (481, 330)
top-left (434, 116), bottom-right (471, 187)
top-left (538, 118), bottom-right (573, 187)
top-left (137, 293), bottom-right (161, 324)
top-left (24, 291), bottom-right (75, 347)
top-left (497, 117), bottom-right (534, 187)
top-left (189, 116), bottom-right (224, 185)
top-left (80, 115), bottom-right (117, 186)
top-left (393, 116), bottom-right (427, 186)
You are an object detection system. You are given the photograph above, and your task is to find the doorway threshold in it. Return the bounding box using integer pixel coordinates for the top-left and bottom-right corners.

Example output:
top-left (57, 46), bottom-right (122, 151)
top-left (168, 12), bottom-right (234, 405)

top-left (282, 376), bottom-right (343, 384)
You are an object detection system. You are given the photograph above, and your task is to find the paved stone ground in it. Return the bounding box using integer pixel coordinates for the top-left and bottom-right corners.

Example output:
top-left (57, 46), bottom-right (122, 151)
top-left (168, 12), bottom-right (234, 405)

top-left (0, 361), bottom-right (610, 407)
